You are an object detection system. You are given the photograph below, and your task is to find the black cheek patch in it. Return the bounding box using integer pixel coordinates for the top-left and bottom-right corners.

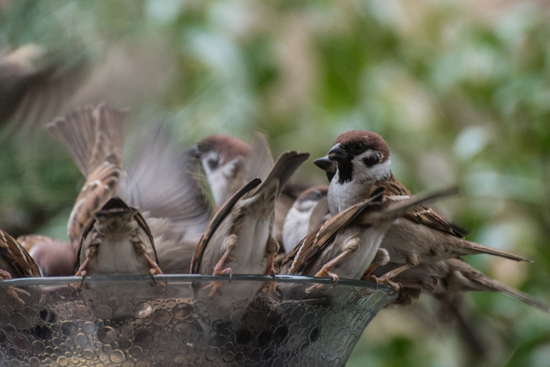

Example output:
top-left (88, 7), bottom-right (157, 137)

top-left (362, 154), bottom-right (381, 167)
top-left (336, 160), bottom-right (353, 184)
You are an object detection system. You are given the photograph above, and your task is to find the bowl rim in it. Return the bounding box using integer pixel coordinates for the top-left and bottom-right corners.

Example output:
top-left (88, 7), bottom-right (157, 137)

top-left (0, 274), bottom-right (396, 294)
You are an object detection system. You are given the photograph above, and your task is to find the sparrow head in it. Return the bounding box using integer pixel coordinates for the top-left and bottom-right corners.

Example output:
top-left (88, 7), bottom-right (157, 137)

top-left (189, 134), bottom-right (251, 205)
top-left (315, 130), bottom-right (391, 184)
top-left (93, 197), bottom-right (137, 235)
top-left (189, 134), bottom-right (250, 171)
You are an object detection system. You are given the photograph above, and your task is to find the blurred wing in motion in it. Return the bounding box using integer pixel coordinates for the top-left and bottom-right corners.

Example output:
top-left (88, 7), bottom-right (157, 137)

top-left (119, 125), bottom-right (213, 273)
top-left (120, 125), bottom-right (212, 239)
top-left (0, 44), bottom-right (88, 131)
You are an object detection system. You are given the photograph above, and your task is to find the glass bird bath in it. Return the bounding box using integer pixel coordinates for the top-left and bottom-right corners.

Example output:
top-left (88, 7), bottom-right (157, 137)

top-left (0, 275), bottom-right (397, 366)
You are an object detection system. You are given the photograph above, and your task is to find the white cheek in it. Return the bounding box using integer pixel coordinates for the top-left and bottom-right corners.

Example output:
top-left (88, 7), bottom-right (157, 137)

top-left (203, 156), bottom-right (241, 205)
top-left (200, 151), bottom-right (220, 176)
top-left (352, 151), bottom-right (391, 182)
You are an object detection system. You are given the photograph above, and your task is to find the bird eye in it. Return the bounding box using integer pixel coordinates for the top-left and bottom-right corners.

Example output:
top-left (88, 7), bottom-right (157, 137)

top-left (350, 142), bottom-right (365, 153)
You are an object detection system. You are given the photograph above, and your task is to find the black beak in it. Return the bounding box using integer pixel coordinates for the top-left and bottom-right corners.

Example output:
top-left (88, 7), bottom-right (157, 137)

top-left (327, 144), bottom-right (347, 161)
top-left (314, 156), bottom-right (333, 171)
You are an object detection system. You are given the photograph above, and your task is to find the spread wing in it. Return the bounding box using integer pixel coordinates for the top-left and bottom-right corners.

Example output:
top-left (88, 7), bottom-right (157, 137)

top-left (119, 126), bottom-right (212, 239)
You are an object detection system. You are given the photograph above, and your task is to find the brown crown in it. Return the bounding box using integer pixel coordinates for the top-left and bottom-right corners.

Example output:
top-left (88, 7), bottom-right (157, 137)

top-left (334, 130), bottom-right (390, 161)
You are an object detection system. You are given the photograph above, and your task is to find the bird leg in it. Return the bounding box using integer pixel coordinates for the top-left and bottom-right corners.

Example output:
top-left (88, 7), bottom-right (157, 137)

top-left (74, 256), bottom-right (91, 287)
top-left (360, 248), bottom-right (391, 281)
top-left (307, 237), bottom-right (359, 293)
top-left (0, 269), bottom-right (29, 306)
top-left (204, 234), bottom-right (237, 299)
top-left (143, 252), bottom-right (164, 286)
top-left (74, 244), bottom-right (99, 287)
top-left (370, 254), bottom-right (420, 292)
top-left (257, 237), bottom-right (280, 298)
top-left (264, 236), bottom-right (279, 279)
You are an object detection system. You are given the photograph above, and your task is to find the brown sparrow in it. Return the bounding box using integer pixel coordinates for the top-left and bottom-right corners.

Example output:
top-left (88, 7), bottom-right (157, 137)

top-left (50, 104), bottom-right (210, 274)
top-left (282, 186), bottom-right (330, 254)
top-left (189, 133), bottom-right (301, 245)
top-left (280, 187), bottom-right (457, 290)
top-left (75, 197), bottom-right (162, 277)
top-left (189, 134), bottom-right (253, 207)
top-left (18, 235), bottom-right (75, 276)
top-left (375, 258), bottom-right (548, 311)
top-left (191, 151), bottom-right (310, 298)
top-left (0, 229), bottom-right (41, 304)
top-left (314, 130), bottom-right (530, 280)
top-left (48, 103), bottom-right (125, 254)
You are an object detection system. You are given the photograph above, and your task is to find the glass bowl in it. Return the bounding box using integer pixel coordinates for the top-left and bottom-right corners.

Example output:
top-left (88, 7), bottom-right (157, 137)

top-left (0, 274), bottom-right (398, 367)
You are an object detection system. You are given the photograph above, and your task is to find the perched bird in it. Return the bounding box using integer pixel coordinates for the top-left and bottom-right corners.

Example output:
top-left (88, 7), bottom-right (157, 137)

top-left (314, 130), bottom-right (530, 280)
top-left (280, 187), bottom-right (457, 290)
top-left (48, 104), bottom-right (210, 274)
top-left (190, 134), bottom-right (258, 207)
top-left (19, 235), bottom-right (75, 276)
top-left (0, 229), bottom-right (41, 304)
top-left (75, 197), bottom-right (162, 277)
top-left (374, 258), bottom-right (549, 311)
top-left (190, 133), bottom-right (302, 245)
top-left (282, 186), bottom-right (329, 254)
top-left (48, 103), bottom-right (125, 254)
top-left (191, 151), bottom-right (310, 298)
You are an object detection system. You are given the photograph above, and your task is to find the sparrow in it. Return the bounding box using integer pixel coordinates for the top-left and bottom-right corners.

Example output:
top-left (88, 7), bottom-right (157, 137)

top-left (189, 133), bottom-right (302, 246)
top-left (279, 187), bottom-right (457, 290)
top-left (75, 197), bottom-right (162, 278)
top-left (0, 229), bottom-right (41, 304)
top-left (282, 185), bottom-right (330, 254)
top-left (374, 258), bottom-right (549, 312)
top-left (191, 150), bottom-right (310, 298)
top-left (190, 134), bottom-right (255, 207)
top-left (48, 103), bottom-right (125, 254)
top-left (314, 130), bottom-right (530, 280)
top-left (18, 235), bottom-right (75, 276)
top-left (49, 104), bottom-right (210, 274)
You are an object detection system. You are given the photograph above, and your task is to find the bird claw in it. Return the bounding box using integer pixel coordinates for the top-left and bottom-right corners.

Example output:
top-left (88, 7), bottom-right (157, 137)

top-left (204, 281), bottom-right (223, 299)
top-left (5, 286), bottom-right (28, 305)
top-left (369, 275), bottom-right (401, 292)
top-left (305, 283), bottom-right (326, 294)
top-left (313, 268), bottom-right (339, 288)
top-left (148, 269), bottom-right (166, 287)
top-left (256, 281), bottom-right (278, 299)
top-left (363, 275), bottom-right (380, 290)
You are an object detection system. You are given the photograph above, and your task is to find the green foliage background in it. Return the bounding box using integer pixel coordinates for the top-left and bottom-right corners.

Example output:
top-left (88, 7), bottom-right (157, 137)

top-left (1, 1), bottom-right (549, 366)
